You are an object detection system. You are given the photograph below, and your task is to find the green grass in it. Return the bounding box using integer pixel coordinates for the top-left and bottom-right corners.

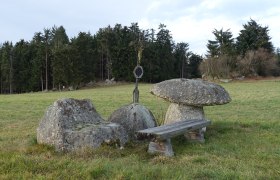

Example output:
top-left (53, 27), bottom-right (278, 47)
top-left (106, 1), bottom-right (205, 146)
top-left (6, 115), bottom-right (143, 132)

top-left (1, 80), bottom-right (280, 179)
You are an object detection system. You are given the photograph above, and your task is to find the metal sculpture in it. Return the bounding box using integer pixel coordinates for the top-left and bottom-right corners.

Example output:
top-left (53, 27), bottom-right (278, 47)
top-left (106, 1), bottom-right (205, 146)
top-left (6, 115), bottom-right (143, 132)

top-left (132, 34), bottom-right (144, 103)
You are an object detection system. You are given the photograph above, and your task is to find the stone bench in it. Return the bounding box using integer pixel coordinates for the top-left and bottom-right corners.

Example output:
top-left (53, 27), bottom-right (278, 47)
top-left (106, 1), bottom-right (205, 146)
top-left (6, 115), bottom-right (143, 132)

top-left (137, 119), bottom-right (211, 156)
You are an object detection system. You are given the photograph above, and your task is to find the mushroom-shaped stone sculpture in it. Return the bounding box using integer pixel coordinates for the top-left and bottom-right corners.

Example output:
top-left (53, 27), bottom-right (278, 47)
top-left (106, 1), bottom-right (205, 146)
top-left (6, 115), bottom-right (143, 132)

top-left (151, 78), bottom-right (231, 125)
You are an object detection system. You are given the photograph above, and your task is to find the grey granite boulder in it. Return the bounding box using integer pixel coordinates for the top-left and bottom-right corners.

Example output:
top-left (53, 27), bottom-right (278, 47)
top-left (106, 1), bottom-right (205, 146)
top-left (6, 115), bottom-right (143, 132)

top-left (108, 103), bottom-right (157, 140)
top-left (151, 78), bottom-right (231, 124)
top-left (37, 98), bottom-right (128, 151)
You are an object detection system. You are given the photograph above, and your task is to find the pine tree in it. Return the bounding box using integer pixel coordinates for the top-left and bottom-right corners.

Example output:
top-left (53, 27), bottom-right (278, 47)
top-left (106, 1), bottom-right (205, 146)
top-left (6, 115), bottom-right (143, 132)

top-left (236, 19), bottom-right (274, 55)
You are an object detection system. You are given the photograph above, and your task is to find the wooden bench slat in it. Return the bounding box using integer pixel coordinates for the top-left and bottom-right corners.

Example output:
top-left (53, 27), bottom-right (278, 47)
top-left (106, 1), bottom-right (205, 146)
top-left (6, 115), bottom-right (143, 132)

top-left (153, 120), bottom-right (209, 134)
top-left (155, 120), bottom-right (211, 140)
top-left (138, 119), bottom-right (205, 134)
top-left (155, 120), bottom-right (209, 135)
top-left (139, 120), bottom-right (198, 134)
top-left (137, 119), bottom-right (211, 140)
top-left (155, 119), bottom-right (209, 135)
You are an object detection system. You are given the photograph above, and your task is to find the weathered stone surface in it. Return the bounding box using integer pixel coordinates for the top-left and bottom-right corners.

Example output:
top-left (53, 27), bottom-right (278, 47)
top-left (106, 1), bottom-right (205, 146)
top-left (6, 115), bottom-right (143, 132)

top-left (151, 78), bottom-right (231, 106)
top-left (148, 139), bottom-right (174, 156)
top-left (108, 103), bottom-right (157, 140)
top-left (37, 98), bottom-right (128, 151)
top-left (184, 128), bottom-right (206, 143)
top-left (165, 103), bottom-right (205, 124)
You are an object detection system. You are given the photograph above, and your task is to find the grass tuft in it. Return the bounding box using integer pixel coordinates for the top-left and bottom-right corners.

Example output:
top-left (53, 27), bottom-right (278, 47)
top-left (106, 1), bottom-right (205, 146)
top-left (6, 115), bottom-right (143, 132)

top-left (90, 165), bottom-right (109, 179)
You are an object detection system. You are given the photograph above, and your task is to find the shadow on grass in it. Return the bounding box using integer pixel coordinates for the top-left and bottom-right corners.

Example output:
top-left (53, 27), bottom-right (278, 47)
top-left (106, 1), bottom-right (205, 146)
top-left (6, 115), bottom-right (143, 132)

top-left (25, 120), bottom-right (277, 161)
top-left (206, 120), bottom-right (271, 138)
top-left (171, 120), bottom-right (275, 156)
top-left (24, 136), bottom-right (153, 161)
top-left (24, 121), bottom-right (243, 159)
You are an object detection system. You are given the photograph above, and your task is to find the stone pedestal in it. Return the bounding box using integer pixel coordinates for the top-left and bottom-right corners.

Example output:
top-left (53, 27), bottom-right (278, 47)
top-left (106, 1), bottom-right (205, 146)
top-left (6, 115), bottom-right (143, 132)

top-left (164, 103), bottom-right (205, 124)
top-left (184, 127), bottom-right (206, 143)
top-left (148, 139), bottom-right (174, 156)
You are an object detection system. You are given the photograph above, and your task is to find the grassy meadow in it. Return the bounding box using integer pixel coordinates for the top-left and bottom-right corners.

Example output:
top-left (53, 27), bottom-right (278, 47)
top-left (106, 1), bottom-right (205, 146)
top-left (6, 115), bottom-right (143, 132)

top-left (0, 80), bottom-right (280, 179)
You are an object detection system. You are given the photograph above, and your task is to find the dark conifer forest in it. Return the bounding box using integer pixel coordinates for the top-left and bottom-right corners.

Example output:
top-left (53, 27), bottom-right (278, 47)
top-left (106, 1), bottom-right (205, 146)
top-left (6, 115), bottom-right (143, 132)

top-left (0, 20), bottom-right (279, 94)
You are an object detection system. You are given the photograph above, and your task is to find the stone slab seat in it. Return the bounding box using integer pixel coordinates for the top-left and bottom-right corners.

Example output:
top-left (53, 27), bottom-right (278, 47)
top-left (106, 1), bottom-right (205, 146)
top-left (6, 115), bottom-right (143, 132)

top-left (137, 119), bottom-right (211, 156)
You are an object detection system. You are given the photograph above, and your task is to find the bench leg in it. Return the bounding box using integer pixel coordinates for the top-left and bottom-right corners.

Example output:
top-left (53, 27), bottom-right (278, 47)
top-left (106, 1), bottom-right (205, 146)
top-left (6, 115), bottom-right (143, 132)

top-left (148, 138), bottom-right (174, 157)
top-left (184, 127), bottom-right (206, 143)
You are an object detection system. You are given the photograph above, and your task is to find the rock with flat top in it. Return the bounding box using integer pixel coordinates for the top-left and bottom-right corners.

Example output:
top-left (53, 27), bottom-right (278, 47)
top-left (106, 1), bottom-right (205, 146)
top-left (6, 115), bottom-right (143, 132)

top-left (37, 98), bottom-right (128, 151)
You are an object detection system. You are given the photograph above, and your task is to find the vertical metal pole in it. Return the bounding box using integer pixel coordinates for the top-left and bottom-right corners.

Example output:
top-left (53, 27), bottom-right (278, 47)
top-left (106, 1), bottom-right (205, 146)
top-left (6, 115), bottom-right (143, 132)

top-left (181, 55), bottom-right (184, 79)
top-left (133, 78), bottom-right (139, 103)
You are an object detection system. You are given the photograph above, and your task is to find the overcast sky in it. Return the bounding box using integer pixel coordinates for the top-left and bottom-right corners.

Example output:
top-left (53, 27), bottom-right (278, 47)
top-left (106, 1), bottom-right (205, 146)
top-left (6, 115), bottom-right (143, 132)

top-left (1, 0), bottom-right (279, 55)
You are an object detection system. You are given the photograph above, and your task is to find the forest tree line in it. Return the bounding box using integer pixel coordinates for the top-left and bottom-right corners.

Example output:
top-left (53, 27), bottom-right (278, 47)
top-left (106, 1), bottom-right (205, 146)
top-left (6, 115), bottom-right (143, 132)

top-left (0, 19), bottom-right (279, 94)
top-left (0, 23), bottom-right (202, 94)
